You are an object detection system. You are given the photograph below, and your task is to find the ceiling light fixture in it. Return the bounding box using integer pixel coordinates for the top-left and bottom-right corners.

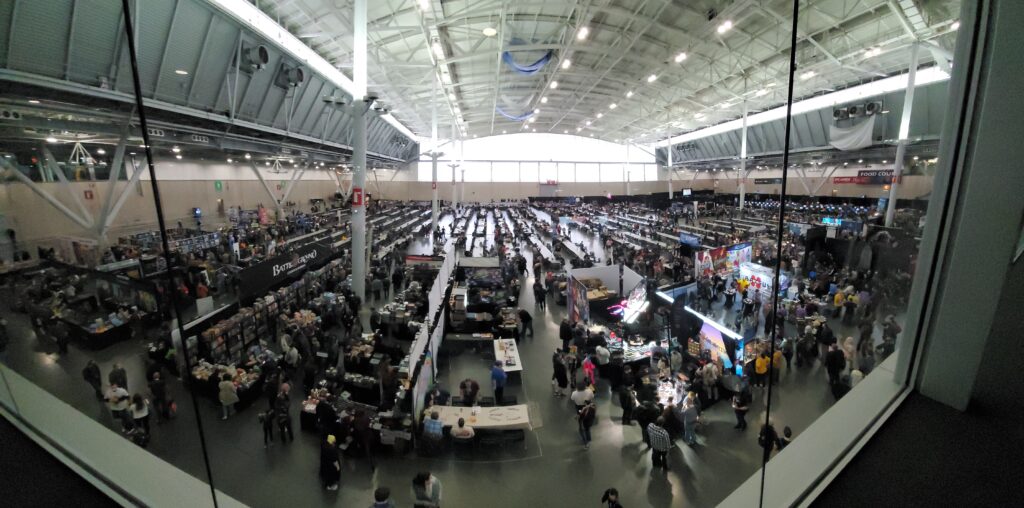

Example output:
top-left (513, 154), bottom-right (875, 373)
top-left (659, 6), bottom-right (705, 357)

top-left (609, 103), bottom-right (617, 109)
top-left (533, 108), bottom-right (540, 114)
top-left (418, 0), bottom-right (430, 10)
top-left (448, 93), bottom-right (456, 101)
top-left (45, 136), bottom-right (58, 143)
top-left (585, 120), bottom-right (591, 126)
top-left (717, 20), bottom-right (733, 34)
top-left (482, 27), bottom-right (497, 37)
top-left (695, 113), bottom-right (705, 119)
top-left (244, 153), bottom-right (251, 159)
top-left (882, 160), bottom-right (888, 163)
top-left (799, 70), bottom-right (816, 80)
top-left (561, 59), bottom-right (571, 70)
top-left (540, 97), bottom-right (548, 104)
top-left (502, 130), bottom-right (507, 134)
top-left (674, 52), bottom-right (687, 63)
top-left (950, 21), bottom-right (960, 31)
top-left (96, 148), bottom-right (106, 155)
top-left (227, 158), bottom-right (233, 163)
top-left (28, 99), bottom-right (40, 104)
top-left (858, 159), bottom-right (864, 163)
top-left (176, 154), bottom-right (182, 160)
top-left (576, 127), bottom-right (582, 132)
top-left (577, 27), bottom-right (589, 40)
top-left (647, 74), bottom-right (658, 83)
top-left (172, 146), bottom-right (181, 153)
top-left (864, 47), bottom-right (882, 58)
top-left (755, 88), bottom-right (769, 96)
top-left (596, 113), bottom-right (603, 119)
top-left (175, 69), bottom-right (189, 75)
top-left (550, 81), bottom-right (558, 89)
top-left (626, 90), bottom-right (634, 98)
top-left (528, 117), bottom-right (536, 123)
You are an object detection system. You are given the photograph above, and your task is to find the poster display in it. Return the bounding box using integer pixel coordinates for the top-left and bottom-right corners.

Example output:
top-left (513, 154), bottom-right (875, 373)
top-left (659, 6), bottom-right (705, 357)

top-left (237, 241), bottom-right (334, 301)
top-left (695, 243), bottom-right (751, 278)
top-left (738, 262), bottom-right (790, 300)
top-left (567, 276), bottom-right (590, 324)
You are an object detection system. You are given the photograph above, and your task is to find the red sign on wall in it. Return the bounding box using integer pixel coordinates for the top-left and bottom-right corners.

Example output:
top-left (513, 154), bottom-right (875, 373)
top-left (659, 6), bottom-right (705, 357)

top-left (352, 187), bottom-right (363, 207)
top-left (83, 190), bottom-right (94, 200)
top-left (432, 181), bottom-right (437, 190)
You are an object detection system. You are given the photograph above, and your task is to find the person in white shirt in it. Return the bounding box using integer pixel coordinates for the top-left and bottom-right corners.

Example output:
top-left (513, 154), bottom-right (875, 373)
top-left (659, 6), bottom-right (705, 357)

top-left (571, 385), bottom-right (594, 412)
top-left (594, 345), bottom-right (610, 366)
top-left (450, 418), bottom-right (475, 440)
top-left (105, 384), bottom-right (132, 432)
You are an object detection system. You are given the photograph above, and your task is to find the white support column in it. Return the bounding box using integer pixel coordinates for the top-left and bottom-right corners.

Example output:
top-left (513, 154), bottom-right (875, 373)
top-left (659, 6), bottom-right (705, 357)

top-left (625, 143), bottom-right (631, 196)
top-left (739, 101), bottom-right (749, 210)
top-left (667, 139), bottom-right (674, 199)
top-left (280, 168), bottom-right (305, 206)
top-left (886, 43), bottom-right (920, 227)
top-left (460, 169), bottom-right (465, 204)
top-left (430, 77), bottom-right (439, 232)
top-left (96, 137), bottom-right (128, 238)
top-left (250, 161), bottom-right (283, 218)
top-left (350, 0), bottom-right (368, 302)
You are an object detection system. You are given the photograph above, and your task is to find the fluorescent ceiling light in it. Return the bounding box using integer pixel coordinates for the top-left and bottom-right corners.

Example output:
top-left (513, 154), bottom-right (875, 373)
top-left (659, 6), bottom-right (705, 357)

top-left (647, 74), bottom-right (658, 83)
top-left (626, 90), bottom-right (634, 98)
top-left (950, 21), bottom-right (960, 31)
top-left (540, 97), bottom-right (548, 104)
top-left (44, 136), bottom-right (58, 143)
top-left (576, 127), bottom-right (582, 132)
top-left (585, 120), bottom-right (592, 126)
top-left (674, 52), bottom-right (687, 63)
top-left (656, 66), bottom-right (950, 147)
top-left (577, 27), bottom-right (589, 40)
top-left (176, 154), bottom-right (182, 160)
top-left (864, 47), bottom-right (882, 58)
top-left (800, 70), bottom-right (816, 80)
top-left (561, 59), bottom-right (571, 69)
top-left (717, 20), bottom-right (733, 34)
top-left (533, 108), bottom-right (540, 114)
top-left (96, 148), bottom-right (106, 155)
top-left (175, 69), bottom-right (189, 75)
top-left (528, 117), bottom-right (536, 123)
top-left (227, 158), bottom-right (233, 163)
top-left (482, 27), bottom-right (497, 37)
top-left (858, 159), bottom-right (864, 163)
top-left (244, 153), bottom-right (251, 159)
top-left (172, 146), bottom-right (181, 153)
top-left (755, 88), bottom-right (769, 96)
top-left (596, 113), bottom-right (603, 119)
top-left (206, 0), bottom-right (415, 139)
top-left (550, 81), bottom-right (558, 89)
top-left (719, 102), bottom-right (732, 109)
top-left (609, 103), bottom-right (617, 109)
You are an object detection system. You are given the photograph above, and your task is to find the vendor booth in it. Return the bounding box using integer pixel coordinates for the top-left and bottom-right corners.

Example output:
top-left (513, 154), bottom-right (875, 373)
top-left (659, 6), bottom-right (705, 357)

top-left (567, 264), bottom-right (644, 320)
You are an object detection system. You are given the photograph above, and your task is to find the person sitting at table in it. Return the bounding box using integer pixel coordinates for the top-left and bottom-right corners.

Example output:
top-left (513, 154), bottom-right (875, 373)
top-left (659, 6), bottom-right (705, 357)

top-left (423, 411), bottom-right (444, 439)
top-left (459, 378), bottom-right (480, 406)
top-left (450, 417), bottom-right (475, 440)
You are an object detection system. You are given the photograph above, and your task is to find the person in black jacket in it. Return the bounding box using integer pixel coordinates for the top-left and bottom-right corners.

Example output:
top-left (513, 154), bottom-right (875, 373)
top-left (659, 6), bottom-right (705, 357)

top-left (518, 308), bottom-right (533, 338)
top-left (601, 487), bottom-right (624, 508)
top-left (559, 319), bottom-right (572, 352)
top-left (108, 363), bottom-right (128, 392)
top-left (618, 385), bottom-right (637, 425)
top-left (825, 344), bottom-right (846, 385)
top-left (82, 360), bottom-right (102, 399)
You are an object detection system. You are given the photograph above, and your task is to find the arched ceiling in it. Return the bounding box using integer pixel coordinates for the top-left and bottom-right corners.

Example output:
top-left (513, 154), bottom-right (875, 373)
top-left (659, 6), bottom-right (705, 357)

top-left (255, 0), bottom-right (961, 144)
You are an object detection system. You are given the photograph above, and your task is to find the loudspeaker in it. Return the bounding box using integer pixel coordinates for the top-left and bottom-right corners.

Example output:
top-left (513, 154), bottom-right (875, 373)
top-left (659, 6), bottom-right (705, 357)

top-left (865, 101), bottom-right (882, 115)
top-left (833, 108), bottom-right (849, 120)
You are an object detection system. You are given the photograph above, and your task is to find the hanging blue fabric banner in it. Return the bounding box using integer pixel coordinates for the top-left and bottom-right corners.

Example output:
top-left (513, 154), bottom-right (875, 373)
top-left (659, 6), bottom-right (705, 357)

top-left (502, 50), bottom-right (553, 75)
top-left (495, 106), bottom-right (535, 122)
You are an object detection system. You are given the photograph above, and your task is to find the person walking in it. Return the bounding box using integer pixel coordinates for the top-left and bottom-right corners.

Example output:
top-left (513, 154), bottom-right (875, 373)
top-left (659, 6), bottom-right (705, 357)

top-left (559, 319), bottom-right (572, 352)
top-left (109, 363), bottom-right (128, 392)
top-left (577, 400), bottom-right (596, 449)
top-left (275, 391), bottom-right (294, 443)
top-left (682, 394), bottom-right (700, 446)
top-left (259, 408), bottom-right (275, 448)
top-left (618, 385), bottom-right (636, 425)
top-left (148, 372), bottom-right (168, 422)
top-left (732, 386), bottom-right (751, 430)
top-left (371, 487), bottom-right (396, 508)
top-left (647, 417), bottom-right (671, 471)
top-left (490, 361), bottom-right (507, 405)
top-left (218, 374), bottom-right (239, 420)
top-left (130, 394), bottom-right (151, 435)
top-left (82, 360), bottom-right (103, 399)
top-left (759, 420), bottom-right (780, 461)
top-left (411, 471), bottom-right (442, 508)
top-left (601, 488), bottom-right (624, 508)
top-left (518, 308), bottom-right (534, 338)
top-left (552, 352), bottom-right (569, 397)
top-left (105, 383), bottom-right (132, 433)
top-left (320, 435), bottom-right (341, 491)
top-left (825, 344), bottom-right (846, 385)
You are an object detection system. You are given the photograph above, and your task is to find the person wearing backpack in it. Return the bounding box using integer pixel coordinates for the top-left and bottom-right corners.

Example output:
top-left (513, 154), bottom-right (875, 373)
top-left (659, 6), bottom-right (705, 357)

top-left (577, 401), bottom-right (596, 449)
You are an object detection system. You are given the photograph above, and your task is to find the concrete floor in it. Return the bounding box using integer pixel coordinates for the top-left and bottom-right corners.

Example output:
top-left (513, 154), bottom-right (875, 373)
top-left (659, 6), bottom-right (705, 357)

top-left (0, 208), bottom-right (881, 508)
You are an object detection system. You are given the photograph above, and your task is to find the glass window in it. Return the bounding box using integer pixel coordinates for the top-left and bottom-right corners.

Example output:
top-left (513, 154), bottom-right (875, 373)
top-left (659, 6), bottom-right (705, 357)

top-left (644, 164), bottom-right (659, 181)
top-left (576, 163), bottom-right (600, 182)
top-left (600, 163), bottom-right (623, 182)
top-left (463, 161), bottom-right (491, 182)
top-left (520, 162), bottom-right (539, 182)
top-left (539, 162), bottom-right (558, 183)
top-left (492, 162), bottom-right (519, 182)
top-left (557, 162), bottom-right (575, 183)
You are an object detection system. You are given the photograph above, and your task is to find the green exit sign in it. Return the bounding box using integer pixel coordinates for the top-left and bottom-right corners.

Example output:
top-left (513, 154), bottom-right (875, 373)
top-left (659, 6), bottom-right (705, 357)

top-left (214, 180), bottom-right (223, 191)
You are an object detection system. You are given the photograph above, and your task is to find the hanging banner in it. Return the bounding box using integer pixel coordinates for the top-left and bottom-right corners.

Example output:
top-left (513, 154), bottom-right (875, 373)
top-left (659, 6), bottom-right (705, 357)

top-left (829, 115), bottom-right (876, 151)
top-left (568, 276), bottom-right (590, 324)
top-left (352, 187), bottom-right (363, 206)
top-left (237, 242), bottom-right (333, 301)
top-left (726, 243), bottom-right (752, 272)
top-left (739, 262), bottom-right (790, 299)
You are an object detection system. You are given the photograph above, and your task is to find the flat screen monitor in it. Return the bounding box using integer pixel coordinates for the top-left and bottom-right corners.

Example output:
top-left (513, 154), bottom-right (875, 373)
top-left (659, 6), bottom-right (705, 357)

top-left (682, 188), bottom-right (692, 196)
